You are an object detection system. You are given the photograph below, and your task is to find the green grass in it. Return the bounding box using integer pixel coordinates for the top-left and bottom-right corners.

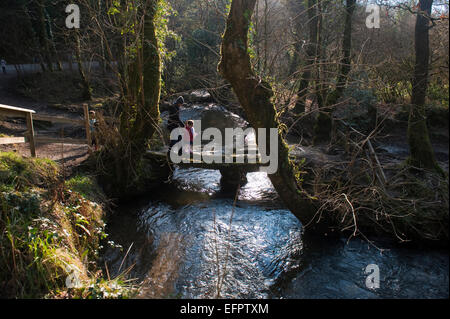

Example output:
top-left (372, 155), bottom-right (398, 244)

top-left (65, 175), bottom-right (104, 203)
top-left (0, 152), bottom-right (59, 192)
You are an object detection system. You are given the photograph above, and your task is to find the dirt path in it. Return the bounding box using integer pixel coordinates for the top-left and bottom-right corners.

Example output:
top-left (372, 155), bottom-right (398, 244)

top-left (0, 67), bottom-right (90, 171)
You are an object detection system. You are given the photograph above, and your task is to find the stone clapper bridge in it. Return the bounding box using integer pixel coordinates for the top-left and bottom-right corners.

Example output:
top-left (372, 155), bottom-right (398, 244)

top-left (145, 147), bottom-right (266, 190)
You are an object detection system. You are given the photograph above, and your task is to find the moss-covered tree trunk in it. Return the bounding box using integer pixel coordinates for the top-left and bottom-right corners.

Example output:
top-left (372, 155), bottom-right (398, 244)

top-left (101, 0), bottom-right (163, 197)
top-left (130, 0), bottom-right (161, 150)
top-left (219, 0), bottom-right (318, 225)
top-left (407, 0), bottom-right (442, 174)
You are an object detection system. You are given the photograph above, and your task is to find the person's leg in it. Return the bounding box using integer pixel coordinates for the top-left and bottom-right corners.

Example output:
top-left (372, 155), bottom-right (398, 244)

top-left (91, 135), bottom-right (97, 151)
top-left (168, 139), bottom-right (174, 156)
top-left (177, 135), bottom-right (182, 156)
top-left (167, 130), bottom-right (182, 157)
top-left (168, 138), bottom-right (178, 159)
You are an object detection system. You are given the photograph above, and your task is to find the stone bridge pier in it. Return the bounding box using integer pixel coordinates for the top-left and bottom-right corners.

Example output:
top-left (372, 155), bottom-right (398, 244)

top-left (219, 167), bottom-right (248, 192)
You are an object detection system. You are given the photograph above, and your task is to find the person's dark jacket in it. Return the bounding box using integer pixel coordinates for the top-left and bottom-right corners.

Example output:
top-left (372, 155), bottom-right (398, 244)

top-left (167, 103), bottom-right (184, 132)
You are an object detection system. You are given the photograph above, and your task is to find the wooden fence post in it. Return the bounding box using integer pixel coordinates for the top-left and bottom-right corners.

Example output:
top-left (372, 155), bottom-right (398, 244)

top-left (26, 112), bottom-right (36, 157)
top-left (83, 103), bottom-right (92, 148)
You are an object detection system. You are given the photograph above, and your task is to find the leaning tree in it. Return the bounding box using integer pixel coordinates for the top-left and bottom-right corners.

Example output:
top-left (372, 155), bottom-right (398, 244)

top-left (218, 0), bottom-right (319, 226)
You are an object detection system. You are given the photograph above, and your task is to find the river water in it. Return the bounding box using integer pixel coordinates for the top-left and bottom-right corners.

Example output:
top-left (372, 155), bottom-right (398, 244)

top-left (102, 167), bottom-right (449, 299)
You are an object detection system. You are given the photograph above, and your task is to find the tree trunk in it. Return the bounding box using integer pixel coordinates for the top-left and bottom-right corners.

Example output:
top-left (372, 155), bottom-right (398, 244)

top-left (37, 0), bottom-right (53, 72)
top-left (23, 5), bottom-right (47, 73)
top-left (313, 0), bottom-right (355, 144)
top-left (98, 0), bottom-right (107, 74)
top-left (74, 31), bottom-right (92, 100)
top-left (407, 0), bottom-right (442, 174)
top-left (336, 0), bottom-right (355, 96)
top-left (293, 0), bottom-right (319, 114)
top-left (219, 0), bottom-right (318, 226)
top-left (263, 0), bottom-right (269, 72)
top-left (255, 0), bottom-right (261, 73)
top-left (132, 0), bottom-right (161, 149)
top-left (100, 0), bottom-right (163, 197)
top-left (44, 8), bottom-right (63, 71)
top-left (312, 0), bottom-right (332, 145)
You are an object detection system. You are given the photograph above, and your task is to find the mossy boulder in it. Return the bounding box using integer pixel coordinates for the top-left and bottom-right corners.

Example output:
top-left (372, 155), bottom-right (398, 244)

top-left (332, 88), bottom-right (378, 134)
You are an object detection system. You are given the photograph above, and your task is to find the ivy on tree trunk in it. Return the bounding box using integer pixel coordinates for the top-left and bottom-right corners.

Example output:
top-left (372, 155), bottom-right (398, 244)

top-left (101, 0), bottom-right (162, 197)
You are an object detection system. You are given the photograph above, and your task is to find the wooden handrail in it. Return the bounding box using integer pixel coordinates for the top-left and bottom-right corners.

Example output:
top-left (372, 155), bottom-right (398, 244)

top-left (1, 104), bottom-right (36, 156)
top-left (33, 114), bottom-right (85, 126)
top-left (0, 137), bottom-right (26, 145)
top-left (1, 103), bottom-right (95, 157)
top-left (34, 137), bottom-right (88, 145)
top-left (0, 104), bottom-right (35, 118)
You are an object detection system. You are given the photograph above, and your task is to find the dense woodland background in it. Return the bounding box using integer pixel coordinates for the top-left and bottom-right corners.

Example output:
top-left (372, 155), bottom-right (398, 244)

top-left (0, 0), bottom-right (448, 103)
top-left (0, 0), bottom-right (448, 299)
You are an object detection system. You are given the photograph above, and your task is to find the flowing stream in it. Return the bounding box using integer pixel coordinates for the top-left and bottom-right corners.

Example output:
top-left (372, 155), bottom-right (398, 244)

top-left (102, 167), bottom-right (449, 299)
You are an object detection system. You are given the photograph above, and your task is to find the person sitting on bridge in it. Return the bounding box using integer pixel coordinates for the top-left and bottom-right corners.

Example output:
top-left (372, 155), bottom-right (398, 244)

top-left (183, 120), bottom-right (195, 154)
top-left (167, 96), bottom-right (185, 155)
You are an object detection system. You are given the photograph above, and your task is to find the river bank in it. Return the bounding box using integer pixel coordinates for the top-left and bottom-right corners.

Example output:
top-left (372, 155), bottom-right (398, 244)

top-left (0, 151), bottom-right (137, 298)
